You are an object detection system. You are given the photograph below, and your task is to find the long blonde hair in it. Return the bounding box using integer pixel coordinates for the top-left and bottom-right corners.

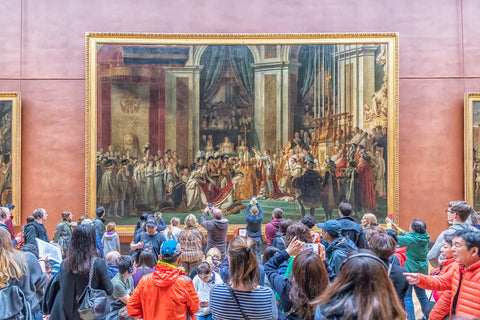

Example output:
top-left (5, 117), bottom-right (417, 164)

top-left (166, 217), bottom-right (181, 238)
top-left (0, 229), bottom-right (27, 288)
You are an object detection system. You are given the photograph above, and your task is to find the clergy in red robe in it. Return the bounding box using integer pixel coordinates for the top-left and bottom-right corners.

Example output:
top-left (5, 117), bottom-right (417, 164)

top-left (356, 154), bottom-right (376, 211)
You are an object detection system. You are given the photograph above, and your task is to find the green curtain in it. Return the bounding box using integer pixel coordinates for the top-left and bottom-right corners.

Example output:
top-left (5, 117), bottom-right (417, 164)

top-left (297, 45), bottom-right (337, 103)
top-left (200, 46), bottom-right (228, 101)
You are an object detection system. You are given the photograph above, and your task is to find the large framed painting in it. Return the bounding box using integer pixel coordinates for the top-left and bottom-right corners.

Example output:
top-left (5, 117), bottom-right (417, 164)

top-left (465, 93), bottom-right (480, 210)
top-left (86, 33), bottom-right (399, 233)
top-left (0, 93), bottom-right (21, 226)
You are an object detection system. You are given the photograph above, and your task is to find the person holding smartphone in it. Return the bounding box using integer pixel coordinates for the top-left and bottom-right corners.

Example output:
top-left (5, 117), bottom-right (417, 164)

top-left (245, 197), bottom-right (264, 261)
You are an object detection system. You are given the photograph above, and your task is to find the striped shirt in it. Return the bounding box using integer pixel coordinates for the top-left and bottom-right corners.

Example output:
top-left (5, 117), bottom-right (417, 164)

top-left (210, 284), bottom-right (278, 319)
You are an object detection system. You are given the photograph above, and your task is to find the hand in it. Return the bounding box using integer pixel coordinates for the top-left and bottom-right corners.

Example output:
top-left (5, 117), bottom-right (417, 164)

top-left (286, 236), bottom-right (304, 257)
top-left (403, 273), bottom-right (420, 285)
top-left (318, 243), bottom-right (326, 261)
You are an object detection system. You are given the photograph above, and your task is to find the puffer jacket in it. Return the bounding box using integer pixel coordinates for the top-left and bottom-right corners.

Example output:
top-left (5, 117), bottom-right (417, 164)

top-left (417, 259), bottom-right (480, 318)
top-left (428, 258), bottom-right (455, 320)
top-left (127, 262), bottom-right (199, 320)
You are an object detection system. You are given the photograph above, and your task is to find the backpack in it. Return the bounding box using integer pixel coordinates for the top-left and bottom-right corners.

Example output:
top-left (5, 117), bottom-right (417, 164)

top-left (0, 281), bottom-right (32, 320)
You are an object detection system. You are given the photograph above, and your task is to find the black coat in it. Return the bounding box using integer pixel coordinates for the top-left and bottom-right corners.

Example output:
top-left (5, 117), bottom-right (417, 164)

top-left (386, 261), bottom-right (409, 309)
top-left (24, 221), bottom-right (49, 246)
top-left (53, 258), bottom-right (113, 320)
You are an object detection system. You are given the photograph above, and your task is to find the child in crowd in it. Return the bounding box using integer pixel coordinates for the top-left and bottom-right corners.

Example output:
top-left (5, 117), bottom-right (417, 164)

top-left (163, 217), bottom-right (182, 241)
top-left (193, 261), bottom-right (223, 320)
top-left (102, 222), bottom-right (121, 256)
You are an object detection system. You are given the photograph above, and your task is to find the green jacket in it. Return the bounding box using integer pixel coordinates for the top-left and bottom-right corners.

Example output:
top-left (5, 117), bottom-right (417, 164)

top-left (397, 231), bottom-right (430, 274)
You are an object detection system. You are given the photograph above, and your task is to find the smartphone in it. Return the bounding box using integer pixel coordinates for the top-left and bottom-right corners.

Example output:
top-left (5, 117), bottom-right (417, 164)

top-left (302, 243), bottom-right (318, 253)
top-left (252, 197), bottom-right (256, 202)
top-left (238, 228), bottom-right (247, 237)
top-left (208, 202), bottom-right (213, 208)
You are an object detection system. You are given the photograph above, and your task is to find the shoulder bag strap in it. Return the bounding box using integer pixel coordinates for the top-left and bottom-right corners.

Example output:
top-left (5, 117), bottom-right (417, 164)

top-left (227, 286), bottom-right (250, 320)
top-left (88, 258), bottom-right (96, 287)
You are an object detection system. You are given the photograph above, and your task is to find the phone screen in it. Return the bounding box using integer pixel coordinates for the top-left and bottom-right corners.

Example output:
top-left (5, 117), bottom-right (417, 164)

top-left (238, 228), bottom-right (247, 237)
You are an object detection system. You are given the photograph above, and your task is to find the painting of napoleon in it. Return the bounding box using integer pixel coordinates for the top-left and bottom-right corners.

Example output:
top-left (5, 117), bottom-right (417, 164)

top-left (93, 41), bottom-right (395, 222)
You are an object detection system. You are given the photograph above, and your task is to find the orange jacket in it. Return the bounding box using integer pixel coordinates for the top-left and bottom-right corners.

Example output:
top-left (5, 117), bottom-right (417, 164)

top-left (428, 258), bottom-right (455, 320)
top-left (417, 259), bottom-right (480, 319)
top-left (127, 262), bottom-right (199, 320)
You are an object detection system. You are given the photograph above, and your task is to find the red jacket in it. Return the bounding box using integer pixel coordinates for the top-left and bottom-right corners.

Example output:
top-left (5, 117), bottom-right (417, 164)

top-left (428, 258), bottom-right (455, 320)
top-left (127, 262), bottom-right (199, 320)
top-left (394, 246), bottom-right (407, 267)
top-left (417, 259), bottom-right (480, 319)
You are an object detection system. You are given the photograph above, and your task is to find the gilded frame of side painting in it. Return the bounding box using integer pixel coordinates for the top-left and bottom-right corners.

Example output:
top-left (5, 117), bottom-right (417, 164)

top-left (0, 92), bottom-right (21, 226)
top-left (86, 33), bottom-right (399, 234)
top-left (465, 93), bottom-right (480, 211)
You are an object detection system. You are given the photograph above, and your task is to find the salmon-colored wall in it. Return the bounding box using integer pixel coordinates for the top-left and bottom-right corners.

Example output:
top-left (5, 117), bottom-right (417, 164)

top-left (1, 0), bottom-right (479, 239)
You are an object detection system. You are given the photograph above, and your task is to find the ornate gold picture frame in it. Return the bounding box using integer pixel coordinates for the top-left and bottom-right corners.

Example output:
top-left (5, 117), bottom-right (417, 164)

top-left (86, 33), bottom-right (399, 234)
top-left (465, 93), bottom-right (480, 210)
top-left (0, 92), bottom-right (21, 226)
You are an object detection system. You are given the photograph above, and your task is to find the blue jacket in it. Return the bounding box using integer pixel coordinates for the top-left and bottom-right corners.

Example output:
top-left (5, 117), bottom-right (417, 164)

top-left (107, 264), bottom-right (119, 279)
top-left (264, 250), bottom-right (295, 318)
top-left (245, 204), bottom-right (263, 238)
top-left (325, 236), bottom-right (357, 274)
top-left (156, 218), bottom-right (166, 232)
top-left (95, 231), bottom-right (104, 258)
top-left (274, 253), bottom-right (336, 284)
top-left (336, 216), bottom-right (364, 247)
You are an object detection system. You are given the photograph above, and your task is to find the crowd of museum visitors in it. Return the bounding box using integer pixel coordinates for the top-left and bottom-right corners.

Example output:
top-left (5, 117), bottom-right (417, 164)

top-left (1, 199), bottom-right (480, 320)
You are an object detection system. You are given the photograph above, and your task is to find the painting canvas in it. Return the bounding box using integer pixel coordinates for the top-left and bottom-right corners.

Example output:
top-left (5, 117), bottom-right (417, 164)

top-left (465, 93), bottom-right (480, 210)
top-left (86, 34), bottom-right (399, 232)
top-left (0, 93), bottom-right (21, 226)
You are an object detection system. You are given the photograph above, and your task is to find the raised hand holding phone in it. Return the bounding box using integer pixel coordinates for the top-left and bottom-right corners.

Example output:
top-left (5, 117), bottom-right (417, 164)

top-left (286, 236), bottom-right (304, 257)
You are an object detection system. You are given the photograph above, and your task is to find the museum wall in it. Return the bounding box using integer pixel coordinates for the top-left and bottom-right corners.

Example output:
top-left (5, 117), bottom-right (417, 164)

top-left (1, 0), bottom-right (479, 239)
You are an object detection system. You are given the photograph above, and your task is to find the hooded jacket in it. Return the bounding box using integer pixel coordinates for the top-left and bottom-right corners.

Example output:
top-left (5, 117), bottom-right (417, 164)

top-left (200, 211), bottom-right (229, 256)
top-left (397, 231), bottom-right (430, 274)
top-left (102, 231), bottom-right (120, 256)
top-left (265, 218), bottom-right (282, 246)
top-left (127, 262), bottom-right (199, 320)
top-left (417, 260), bottom-right (480, 319)
top-left (325, 236), bottom-right (357, 274)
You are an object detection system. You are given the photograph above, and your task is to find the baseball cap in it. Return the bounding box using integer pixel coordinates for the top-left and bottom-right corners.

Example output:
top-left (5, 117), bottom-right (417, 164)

top-left (316, 220), bottom-right (342, 237)
top-left (161, 240), bottom-right (181, 257)
top-left (145, 216), bottom-right (157, 227)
